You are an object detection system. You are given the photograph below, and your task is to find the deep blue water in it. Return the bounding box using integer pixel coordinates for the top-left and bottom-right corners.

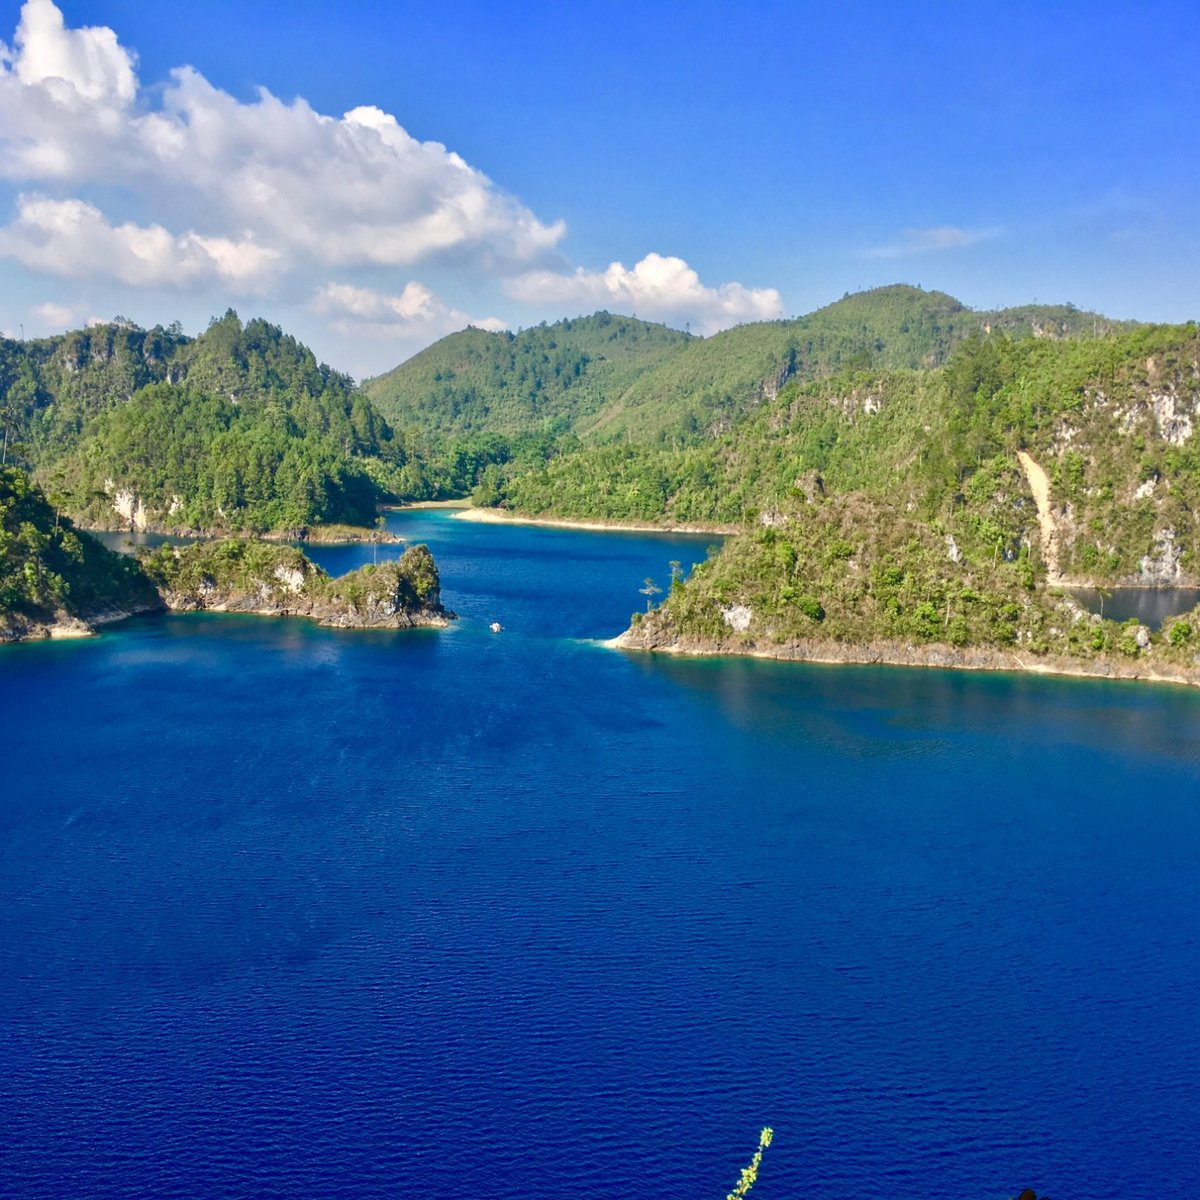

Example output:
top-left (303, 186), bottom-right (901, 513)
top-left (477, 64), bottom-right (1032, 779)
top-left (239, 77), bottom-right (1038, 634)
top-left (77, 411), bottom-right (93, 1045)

top-left (3, 510), bottom-right (1199, 1200)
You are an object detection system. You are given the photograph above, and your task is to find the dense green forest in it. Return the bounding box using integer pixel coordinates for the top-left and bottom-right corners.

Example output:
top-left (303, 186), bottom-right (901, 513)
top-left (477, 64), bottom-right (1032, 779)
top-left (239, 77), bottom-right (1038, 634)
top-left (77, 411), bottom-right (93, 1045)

top-left (363, 311), bottom-right (694, 439)
top-left (0, 466), bottom-right (160, 640)
top-left (0, 312), bottom-right (438, 530)
top-left (367, 285), bottom-right (1128, 452)
top-left (363, 284), bottom-right (1137, 518)
top-left (496, 321), bottom-right (1200, 566)
top-left (0, 311), bottom-right (412, 532)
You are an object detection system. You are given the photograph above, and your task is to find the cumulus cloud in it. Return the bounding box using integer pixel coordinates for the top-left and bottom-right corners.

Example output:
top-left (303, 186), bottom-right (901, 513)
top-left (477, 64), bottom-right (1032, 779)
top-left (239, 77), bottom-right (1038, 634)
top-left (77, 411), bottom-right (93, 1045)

top-left (33, 298), bottom-right (81, 326)
top-left (7, 0), bottom-right (135, 105)
top-left (312, 281), bottom-right (506, 341)
top-left (0, 0), bottom-right (565, 288)
top-left (505, 253), bottom-right (783, 334)
top-left (863, 225), bottom-right (1001, 259)
top-left (0, 194), bottom-right (279, 288)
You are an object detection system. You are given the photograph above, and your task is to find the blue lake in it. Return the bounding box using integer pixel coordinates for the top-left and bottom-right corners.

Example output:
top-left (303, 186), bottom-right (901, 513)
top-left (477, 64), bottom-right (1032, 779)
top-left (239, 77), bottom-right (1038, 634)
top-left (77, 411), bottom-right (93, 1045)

top-left (3, 509), bottom-right (1199, 1200)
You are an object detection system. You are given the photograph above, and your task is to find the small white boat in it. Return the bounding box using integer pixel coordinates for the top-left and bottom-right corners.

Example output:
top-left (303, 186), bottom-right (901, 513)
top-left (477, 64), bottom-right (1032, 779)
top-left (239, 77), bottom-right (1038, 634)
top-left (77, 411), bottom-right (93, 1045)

top-left (489, 622), bottom-right (503, 633)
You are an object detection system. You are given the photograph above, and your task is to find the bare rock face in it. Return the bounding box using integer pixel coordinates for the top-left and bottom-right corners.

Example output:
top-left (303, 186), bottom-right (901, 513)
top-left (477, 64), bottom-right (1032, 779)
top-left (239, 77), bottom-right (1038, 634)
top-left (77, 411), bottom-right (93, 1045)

top-left (1150, 392), bottom-right (1195, 446)
top-left (111, 487), bottom-right (150, 531)
top-left (1135, 528), bottom-right (1184, 585)
top-left (721, 604), bottom-right (753, 633)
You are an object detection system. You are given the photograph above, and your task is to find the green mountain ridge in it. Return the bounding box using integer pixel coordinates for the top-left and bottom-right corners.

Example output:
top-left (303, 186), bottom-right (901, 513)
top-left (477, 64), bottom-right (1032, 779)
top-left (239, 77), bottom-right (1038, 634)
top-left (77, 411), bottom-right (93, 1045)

top-left (365, 285), bottom-right (1131, 453)
top-left (2, 310), bottom-right (400, 533)
top-left (362, 311), bottom-right (694, 441)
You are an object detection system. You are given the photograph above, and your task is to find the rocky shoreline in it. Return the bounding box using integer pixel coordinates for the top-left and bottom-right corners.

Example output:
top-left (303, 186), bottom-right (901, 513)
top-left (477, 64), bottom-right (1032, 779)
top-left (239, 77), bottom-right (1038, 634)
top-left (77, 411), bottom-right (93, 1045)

top-left (612, 626), bottom-right (1200, 689)
top-left (75, 518), bottom-right (404, 545)
top-left (0, 599), bottom-right (167, 644)
top-left (1, 541), bottom-right (451, 645)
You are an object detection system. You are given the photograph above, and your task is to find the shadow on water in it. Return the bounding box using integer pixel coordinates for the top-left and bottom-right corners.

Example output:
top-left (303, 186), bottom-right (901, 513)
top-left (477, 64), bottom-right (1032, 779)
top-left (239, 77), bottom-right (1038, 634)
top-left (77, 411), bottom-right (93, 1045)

top-left (1065, 585), bottom-right (1200, 629)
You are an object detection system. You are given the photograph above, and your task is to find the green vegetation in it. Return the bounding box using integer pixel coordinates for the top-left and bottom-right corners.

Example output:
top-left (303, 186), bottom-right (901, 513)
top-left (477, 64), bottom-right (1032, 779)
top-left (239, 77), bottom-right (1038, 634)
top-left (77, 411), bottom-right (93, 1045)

top-left (361, 312), bottom-right (694, 502)
top-left (366, 286), bottom-right (1126, 469)
top-left (0, 286), bottom-right (1143, 542)
top-left (50, 380), bottom-right (381, 532)
top-left (3, 311), bottom-right (405, 533)
top-left (501, 316), bottom-right (1200, 578)
top-left (363, 312), bottom-right (693, 440)
top-left (566, 309), bottom-right (1200, 670)
top-left (725, 1127), bottom-right (773, 1200)
top-left (0, 466), bottom-right (159, 640)
top-left (628, 481), bottom-right (1200, 673)
top-left (7, 285), bottom-right (1193, 669)
top-left (139, 538), bottom-right (448, 627)
top-left (0, 466), bottom-right (450, 641)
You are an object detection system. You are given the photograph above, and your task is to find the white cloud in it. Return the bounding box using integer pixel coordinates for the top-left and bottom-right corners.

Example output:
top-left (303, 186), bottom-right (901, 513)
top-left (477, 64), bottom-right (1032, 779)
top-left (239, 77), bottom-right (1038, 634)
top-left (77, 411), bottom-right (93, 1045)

top-left (863, 225), bottom-right (1001, 259)
top-left (505, 253), bottom-right (783, 334)
top-left (0, 0), bottom-right (565, 289)
top-left (8, 0), bottom-right (135, 105)
top-left (32, 297), bottom-right (79, 326)
top-left (0, 194), bottom-right (279, 289)
top-left (312, 281), bottom-right (506, 341)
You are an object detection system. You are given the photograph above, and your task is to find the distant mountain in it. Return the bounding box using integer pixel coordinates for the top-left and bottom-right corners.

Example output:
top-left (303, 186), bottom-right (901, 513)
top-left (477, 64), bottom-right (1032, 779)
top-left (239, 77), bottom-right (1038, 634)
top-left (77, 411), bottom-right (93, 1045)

top-left (1, 311), bottom-right (398, 533)
top-left (365, 286), bottom-right (1130, 452)
top-left (361, 311), bottom-right (694, 440)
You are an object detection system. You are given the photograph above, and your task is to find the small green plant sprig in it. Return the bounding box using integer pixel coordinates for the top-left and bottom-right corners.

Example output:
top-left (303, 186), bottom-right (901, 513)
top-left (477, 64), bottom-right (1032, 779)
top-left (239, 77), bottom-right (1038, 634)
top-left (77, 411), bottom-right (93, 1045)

top-left (726, 1127), bottom-right (774, 1200)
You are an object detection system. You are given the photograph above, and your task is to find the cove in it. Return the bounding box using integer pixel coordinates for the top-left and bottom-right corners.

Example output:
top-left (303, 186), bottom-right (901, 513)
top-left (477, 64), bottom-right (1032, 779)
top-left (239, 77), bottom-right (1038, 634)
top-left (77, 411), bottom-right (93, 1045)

top-left (2, 509), bottom-right (1198, 1200)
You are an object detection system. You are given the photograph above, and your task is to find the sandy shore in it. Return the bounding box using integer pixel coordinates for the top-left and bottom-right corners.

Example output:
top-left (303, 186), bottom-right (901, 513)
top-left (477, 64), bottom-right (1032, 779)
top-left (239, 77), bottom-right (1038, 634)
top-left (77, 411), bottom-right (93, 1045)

top-left (384, 499), bottom-right (472, 511)
top-left (451, 507), bottom-right (741, 536)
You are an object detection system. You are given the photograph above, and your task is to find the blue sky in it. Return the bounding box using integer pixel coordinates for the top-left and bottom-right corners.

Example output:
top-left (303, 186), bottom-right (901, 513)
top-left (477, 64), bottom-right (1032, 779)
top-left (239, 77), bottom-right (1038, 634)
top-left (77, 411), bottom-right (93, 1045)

top-left (1, 0), bottom-right (1196, 376)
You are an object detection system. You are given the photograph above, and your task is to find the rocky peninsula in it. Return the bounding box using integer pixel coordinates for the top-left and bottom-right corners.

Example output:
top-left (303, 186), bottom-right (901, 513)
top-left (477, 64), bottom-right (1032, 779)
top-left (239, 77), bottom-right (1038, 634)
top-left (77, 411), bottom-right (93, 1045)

top-left (140, 540), bottom-right (452, 629)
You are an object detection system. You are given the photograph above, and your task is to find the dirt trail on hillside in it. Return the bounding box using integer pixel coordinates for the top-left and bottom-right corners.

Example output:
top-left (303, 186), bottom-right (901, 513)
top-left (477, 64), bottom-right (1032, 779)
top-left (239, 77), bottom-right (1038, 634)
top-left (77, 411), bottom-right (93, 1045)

top-left (1017, 450), bottom-right (1062, 583)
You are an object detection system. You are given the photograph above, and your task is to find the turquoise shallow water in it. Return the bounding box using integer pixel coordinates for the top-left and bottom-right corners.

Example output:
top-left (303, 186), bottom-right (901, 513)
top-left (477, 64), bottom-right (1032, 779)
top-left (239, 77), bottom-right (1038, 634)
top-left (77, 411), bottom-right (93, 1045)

top-left (3, 510), bottom-right (1199, 1199)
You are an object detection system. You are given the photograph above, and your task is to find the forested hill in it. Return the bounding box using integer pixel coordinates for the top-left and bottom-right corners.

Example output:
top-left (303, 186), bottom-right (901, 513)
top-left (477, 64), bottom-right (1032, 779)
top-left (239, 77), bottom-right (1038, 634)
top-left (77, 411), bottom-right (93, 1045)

top-left (364, 286), bottom-right (1128, 451)
top-left (607, 319), bottom-right (1200, 676)
top-left (361, 312), bottom-right (694, 440)
top-left (0, 311), bottom-right (402, 533)
top-left (0, 287), bottom-right (1141, 538)
top-left (496, 317), bottom-right (1200, 575)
